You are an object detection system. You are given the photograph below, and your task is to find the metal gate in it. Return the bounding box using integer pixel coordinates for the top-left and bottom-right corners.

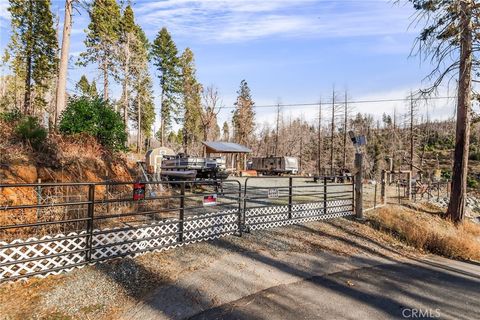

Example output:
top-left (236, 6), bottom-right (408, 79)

top-left (243, 176), bottom-right (354, 230)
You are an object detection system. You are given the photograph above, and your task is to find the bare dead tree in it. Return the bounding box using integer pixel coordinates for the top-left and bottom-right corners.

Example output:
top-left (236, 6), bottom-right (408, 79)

top-left (200, 85), bottom-right (222, 155)
top-left (343, 91), bottom-right (348, 169)
top-left (317, 100), bottom-right (323, 175)
top-left (274, 102), bottom-right (281, 156)
top-left (330, 88), bottom-right (335, 174)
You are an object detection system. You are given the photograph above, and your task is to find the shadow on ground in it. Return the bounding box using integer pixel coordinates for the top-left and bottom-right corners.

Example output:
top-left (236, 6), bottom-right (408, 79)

top-left (91, 218), bottom-right (480, 320)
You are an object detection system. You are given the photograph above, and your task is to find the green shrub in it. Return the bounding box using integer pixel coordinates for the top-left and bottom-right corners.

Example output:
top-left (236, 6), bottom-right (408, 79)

top-left (441, 170), bottom-right (452, 180)
top-left (0, 108), bottom-right (23, 122)
top-left (467, 176), bottom-right (479, 189)
top-left (469, 152), bottom-right (480, 161)
top-left (15, 116), bottom-right (47, 150)
top-left (59, 97), bottom-right (127, 151)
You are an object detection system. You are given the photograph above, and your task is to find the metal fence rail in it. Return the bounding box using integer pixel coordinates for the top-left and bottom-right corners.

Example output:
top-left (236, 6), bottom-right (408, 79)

top-left (0, 177), bottom-right (354, 282)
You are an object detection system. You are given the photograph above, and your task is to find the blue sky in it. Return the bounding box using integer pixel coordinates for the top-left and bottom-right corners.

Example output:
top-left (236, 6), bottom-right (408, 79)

top-left (0, 0), bottom-right (459, 131)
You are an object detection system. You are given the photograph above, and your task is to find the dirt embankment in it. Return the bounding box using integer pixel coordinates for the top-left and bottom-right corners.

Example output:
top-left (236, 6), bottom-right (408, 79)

top-left (0, 125), bottom-right (137, 229)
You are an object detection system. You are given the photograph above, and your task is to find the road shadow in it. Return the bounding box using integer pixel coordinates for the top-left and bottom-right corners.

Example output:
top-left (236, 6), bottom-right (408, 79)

top-left (91, 219), bottom-right (480, 320)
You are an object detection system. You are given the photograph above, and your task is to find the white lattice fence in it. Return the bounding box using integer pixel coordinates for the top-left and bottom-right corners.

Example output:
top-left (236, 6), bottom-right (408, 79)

top-left (91, 219), bottom-right (180, 260)
top-left (0, 233), bottom-right (88, 280)
top-left (184, 210), bottom-right (239, 242)
top-left (0, 209), bottom-right (240, 282)
top-left (245, 199), bottom-right (354, 231)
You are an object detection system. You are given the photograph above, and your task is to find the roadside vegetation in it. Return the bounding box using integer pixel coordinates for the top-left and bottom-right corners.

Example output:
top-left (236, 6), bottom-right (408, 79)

top-left (368, 205), bottom-right (480, 261)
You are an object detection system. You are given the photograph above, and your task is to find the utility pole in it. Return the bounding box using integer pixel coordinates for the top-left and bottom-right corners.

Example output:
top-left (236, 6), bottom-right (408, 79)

top-left (317, 100), bottom-right (322, 176)
top-left (330, 88), bottom-right (335, 175)
top-left (343, 91), bottom-right (348, 169)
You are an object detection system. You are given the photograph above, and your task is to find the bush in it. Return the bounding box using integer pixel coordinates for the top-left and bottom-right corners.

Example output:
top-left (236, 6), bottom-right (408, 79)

top-left (467, 176), bottom-right (479, 189)
top-left (15, 116), bottom-right (48, 150)
top-left (59, 97), bottom-right (127, 151)
top-left (469, 152), bottom-right (480, 161)
top-left (0, 108), bottom-right (23, 122)
top-left (441, 170), bottom-right (452, 180)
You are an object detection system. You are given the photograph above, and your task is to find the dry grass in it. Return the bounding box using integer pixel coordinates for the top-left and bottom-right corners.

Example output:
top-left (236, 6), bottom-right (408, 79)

top-left (368, 205), bottom-right (480, 261)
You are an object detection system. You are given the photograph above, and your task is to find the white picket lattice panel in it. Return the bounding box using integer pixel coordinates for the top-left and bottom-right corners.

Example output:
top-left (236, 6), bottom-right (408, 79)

top-left (184, 210), bottom-right (239, 242)
top-left (1, 209), bottom-right (240, 282)
top-left (245, 199), bottom-right (353, 231)
top-left (0, 232), bottom-right (87, 280)
top-left (92, 218), bottom-right (181, 260)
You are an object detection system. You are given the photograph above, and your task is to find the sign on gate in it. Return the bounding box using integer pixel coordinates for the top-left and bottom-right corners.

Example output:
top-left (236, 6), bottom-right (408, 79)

top-left (203, 194), bottom-right (217, 206)
top-left (268, 188), bottom-right (279, 198)
top-left (133, 183), bottom-right (146, 200)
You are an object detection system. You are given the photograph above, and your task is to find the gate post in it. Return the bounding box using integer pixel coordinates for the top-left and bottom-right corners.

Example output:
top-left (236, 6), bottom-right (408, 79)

top-left (179, 183), bottom-right (185, 243)
top-left (381, 170), bottom-right (387, 205)
top-left (86, 183), bottom-right (95, 262)
top-left (237, 181), bottom-right (242, 236)
top-left (323, 177), bottom-right (327, 215)
top-left (354, 153), bottom-right (363, 219)
top-left (288, 177), bottom-right (293, 219)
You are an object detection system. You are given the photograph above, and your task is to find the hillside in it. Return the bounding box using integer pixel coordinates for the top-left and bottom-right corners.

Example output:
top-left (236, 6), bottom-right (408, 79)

top-left (0, 119), bottom-right (135, 186)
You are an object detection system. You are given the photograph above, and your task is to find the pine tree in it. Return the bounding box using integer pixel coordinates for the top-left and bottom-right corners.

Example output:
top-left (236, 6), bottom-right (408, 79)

top-left (8, 0), bottom-right (58, 115)
top-left (232, 80), bottom-right (255, 170)
top-left (75, 75), bottom-right (98, 98)
top-left (151, 27), bottom-right (181, 146)
top-left (129, 26), bottom-right (155, 153)
top-left (55, 0), bottom-right (74, 129)
top-left (180, 48), bottom-right (202, 155)
top-left (222, 121), bottom-right (230, 141)
top-left (232, 80), bottom-right (255, 145)
top-left (79, 0), bottom-right (121, 101)
top-left (118, 4), bottom-right (136, 128)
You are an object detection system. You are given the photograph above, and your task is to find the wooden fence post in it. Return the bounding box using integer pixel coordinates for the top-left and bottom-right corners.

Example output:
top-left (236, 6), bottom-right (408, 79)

top-left (354, 153), bottom-right (363, 219)
top-left (381, 170), bottom-right (386, 205)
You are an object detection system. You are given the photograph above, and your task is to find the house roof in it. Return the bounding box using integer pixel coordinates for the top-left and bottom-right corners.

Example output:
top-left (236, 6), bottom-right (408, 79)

top-left (202, 141), bottom-right (252, 153)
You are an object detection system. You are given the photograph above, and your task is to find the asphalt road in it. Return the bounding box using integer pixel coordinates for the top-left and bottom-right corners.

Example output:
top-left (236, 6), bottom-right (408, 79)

top-left (124, 246), bottom-right (480, 320)
top-left (190, 256), bottom-right (480, 320)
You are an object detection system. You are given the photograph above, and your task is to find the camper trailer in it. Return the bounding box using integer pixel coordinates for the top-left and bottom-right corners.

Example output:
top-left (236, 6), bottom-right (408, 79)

top-left (249, 156), bottom-right (299, 175)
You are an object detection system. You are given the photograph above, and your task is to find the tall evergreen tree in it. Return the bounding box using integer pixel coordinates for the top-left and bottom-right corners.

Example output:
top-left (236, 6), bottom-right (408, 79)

top-left (8, 0), bottom-right (58, 115)
top-left (151, 27), bottom-right (181, 146)
top-left (130, 26), bottom-right (155, 153)
top-left (118, 4), bottom-right (135, 128)
top-left (79, 0), bottom-right (121, 101)
top-left (75, 75), bottom-right (98, 98)
top-left (180, 48), bottom-right (202, 155)
top-left (232, 80), bottom-right (255, 169)
top-left (222, 121), bottom-right (230, 141)
top-left (232, 80), bottom-right (255, 145)
top-left (55, 0), bottom-right (74, 129)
